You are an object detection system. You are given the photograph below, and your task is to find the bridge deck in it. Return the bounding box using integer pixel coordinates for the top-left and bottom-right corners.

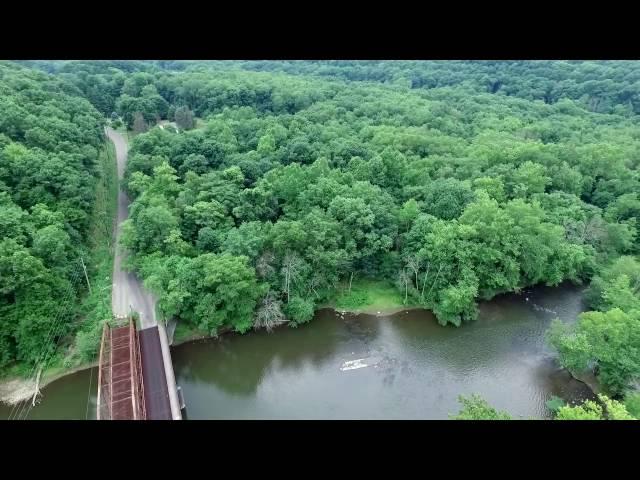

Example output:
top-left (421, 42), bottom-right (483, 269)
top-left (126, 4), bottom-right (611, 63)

top-left (139, 326), bottom-right (172, 420)
top-left (110, 326), bottom-right (135, 419)
top-left (98, 319), bottom-right (146, 420)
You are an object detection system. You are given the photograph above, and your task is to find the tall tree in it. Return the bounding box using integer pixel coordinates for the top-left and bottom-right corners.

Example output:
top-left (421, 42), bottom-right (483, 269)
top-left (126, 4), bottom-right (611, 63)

top-left (132, 111), bottom-right (149, 134)
top-left (174, 106), bottom-right (195, 130)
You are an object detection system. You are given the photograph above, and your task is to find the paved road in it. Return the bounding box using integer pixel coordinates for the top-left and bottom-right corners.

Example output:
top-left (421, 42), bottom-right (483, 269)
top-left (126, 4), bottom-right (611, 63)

top-left (105, 127), bottom-right (182, 419)
top-left (139, 327), bottom-right (172, 420)
top-left (106, 127), bottom-right (158, 329)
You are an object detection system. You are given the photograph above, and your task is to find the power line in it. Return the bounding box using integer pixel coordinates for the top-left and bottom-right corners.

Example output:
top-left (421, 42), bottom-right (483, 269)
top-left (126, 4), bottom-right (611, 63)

top-left (10, 295), bottom-right (77, 420)
top-left (13, 139), bottom-right (118, 420)
top-left (15, 273), bottom-right (87, 420)
top-left (14, 298), bottom-right (81, 420)
top-left (15, 139), bottom-right (119, 420)
top-left (14, 310), bottom-right (72, 419)
top-left (7, 269), bottom-right (81, 420)
top-left (18, 256), bottom-right (113, 420)
top-left (9, 266), bottom-right (83, 420)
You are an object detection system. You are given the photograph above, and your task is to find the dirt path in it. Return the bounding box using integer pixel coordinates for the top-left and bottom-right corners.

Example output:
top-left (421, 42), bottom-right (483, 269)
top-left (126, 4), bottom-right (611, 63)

top-left (106, 127), bottom-right (158, 329)
top-left (105, 127), bottom-right (182, 419)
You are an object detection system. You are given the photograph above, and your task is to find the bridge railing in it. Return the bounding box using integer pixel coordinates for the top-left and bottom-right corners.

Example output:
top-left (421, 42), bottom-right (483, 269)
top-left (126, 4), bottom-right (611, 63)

top-left (97, 322), bottom-right (112, 420)
top-left (129, 317), bottom-right (146, 420)
top-left (97, 315), bottom-right (146, 420)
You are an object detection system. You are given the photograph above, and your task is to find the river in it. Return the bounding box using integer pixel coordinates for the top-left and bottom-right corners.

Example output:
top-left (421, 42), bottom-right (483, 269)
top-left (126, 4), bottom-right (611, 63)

top-left (0, 283), bottom-right (594, 420)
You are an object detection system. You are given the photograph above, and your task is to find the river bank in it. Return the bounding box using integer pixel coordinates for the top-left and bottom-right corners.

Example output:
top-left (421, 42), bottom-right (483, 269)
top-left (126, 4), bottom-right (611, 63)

top-left (0, 283), bottom-right (597, 419)
top-left (0, 361), bottom-right (97, 407)
top-left (170, 303), bottom-right (424, 347)
top-left (171, 278), bottom-right (421, 346)
top-left (567, 369), bottom-right (602, 396)
top-left (169, 282), bottom-right (595, 419)
top-left (2, 283), bottom-right (602, 418)
top-left (170, 310), bottom-right (426, 347)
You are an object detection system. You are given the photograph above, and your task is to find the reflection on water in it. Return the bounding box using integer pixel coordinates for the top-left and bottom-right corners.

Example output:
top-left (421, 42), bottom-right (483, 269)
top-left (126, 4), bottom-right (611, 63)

top-left (0, 368), bottom-right (98, 420)
top-left (1, 282), bottom-right (594, 420)
top-left (171, 282), bottom-right (593, 419)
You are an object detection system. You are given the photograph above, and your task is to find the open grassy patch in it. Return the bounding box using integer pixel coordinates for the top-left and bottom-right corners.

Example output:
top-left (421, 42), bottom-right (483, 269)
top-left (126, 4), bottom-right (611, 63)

top-left (330, 278), bottom-right (418, 313)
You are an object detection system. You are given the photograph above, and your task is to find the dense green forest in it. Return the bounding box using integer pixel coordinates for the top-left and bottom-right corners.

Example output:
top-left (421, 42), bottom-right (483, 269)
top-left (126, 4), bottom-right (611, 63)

top-left (209, 60), bottom-right (640, 115)
top-left (0, 62), bottom-right (105, 370)
top-left (1, 60), bottom-right (639, 401)
top-left (20, 60), bottom-right (640, 116)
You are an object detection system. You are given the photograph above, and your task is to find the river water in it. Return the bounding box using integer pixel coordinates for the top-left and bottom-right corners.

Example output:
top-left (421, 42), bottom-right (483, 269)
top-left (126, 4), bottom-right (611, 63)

top-left (0, 283), bottom-right (594, 420)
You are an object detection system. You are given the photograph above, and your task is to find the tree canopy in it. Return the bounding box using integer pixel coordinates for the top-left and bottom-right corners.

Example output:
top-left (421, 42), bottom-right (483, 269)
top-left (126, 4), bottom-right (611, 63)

top-left (452, 393), bottom-right (637, 420)
top-left (4, 60), bottom-right (640, 388)
top-left (103, 60), bottom-right (640, 335)
top-left (0, 62), bottom-right (104, 369)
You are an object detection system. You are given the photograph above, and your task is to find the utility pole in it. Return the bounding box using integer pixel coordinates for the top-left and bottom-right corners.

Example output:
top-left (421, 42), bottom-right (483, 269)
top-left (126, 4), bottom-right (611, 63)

top-left (32, 366), bottom-right (43, 407)
top-left (80, 257), bottom-right (92, 294)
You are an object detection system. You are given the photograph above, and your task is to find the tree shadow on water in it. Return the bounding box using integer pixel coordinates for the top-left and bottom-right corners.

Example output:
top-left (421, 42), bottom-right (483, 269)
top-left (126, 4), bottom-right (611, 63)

top-left (172, 309), bottom-right (383, 396)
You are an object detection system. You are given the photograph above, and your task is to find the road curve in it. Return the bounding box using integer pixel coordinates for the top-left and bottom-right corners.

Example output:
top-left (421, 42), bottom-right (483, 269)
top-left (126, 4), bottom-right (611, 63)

top-left (106, 127), bottom-right (182, 419)
top-left (106, 127), bottom-right (158, 329)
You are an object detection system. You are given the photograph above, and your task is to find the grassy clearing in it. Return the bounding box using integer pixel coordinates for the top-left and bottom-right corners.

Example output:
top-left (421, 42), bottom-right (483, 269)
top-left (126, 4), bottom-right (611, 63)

top-left (117, 118), bottom-right (204, 140)
top-left (329, 278), bottom-right (419, 313)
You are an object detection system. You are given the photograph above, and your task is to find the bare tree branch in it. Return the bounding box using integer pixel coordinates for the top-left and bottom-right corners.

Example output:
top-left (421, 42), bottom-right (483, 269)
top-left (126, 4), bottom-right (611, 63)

top-left (254, 291), bottom-right (287, 332)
